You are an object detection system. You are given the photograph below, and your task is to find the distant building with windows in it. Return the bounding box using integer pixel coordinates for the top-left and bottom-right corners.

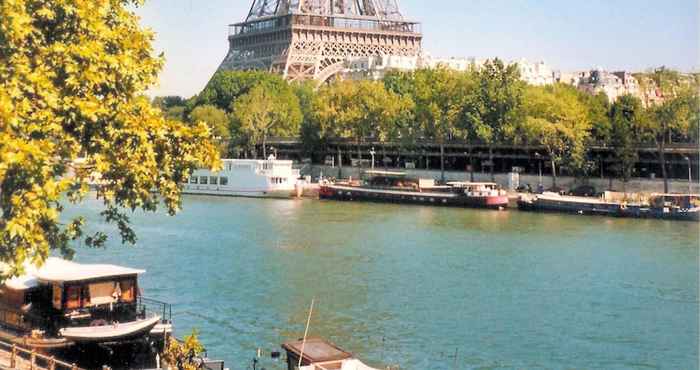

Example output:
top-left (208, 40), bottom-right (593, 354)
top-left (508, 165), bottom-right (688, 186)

top-left (514, 59), bottom-right (555, 86)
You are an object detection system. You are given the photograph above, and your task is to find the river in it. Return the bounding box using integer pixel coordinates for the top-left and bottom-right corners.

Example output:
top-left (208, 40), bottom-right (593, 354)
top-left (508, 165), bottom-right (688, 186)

top-left (64, 195), bottom-right (698, 370)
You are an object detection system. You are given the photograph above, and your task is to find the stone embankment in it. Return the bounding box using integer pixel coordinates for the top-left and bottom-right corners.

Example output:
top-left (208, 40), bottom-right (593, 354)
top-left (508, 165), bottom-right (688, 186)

top-left (305, 165), bottom-right (700, 194)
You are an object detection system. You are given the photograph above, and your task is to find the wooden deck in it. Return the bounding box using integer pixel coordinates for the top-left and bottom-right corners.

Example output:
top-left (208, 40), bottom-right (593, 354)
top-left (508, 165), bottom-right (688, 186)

top-left (0, 341), bottom-right (81, 370)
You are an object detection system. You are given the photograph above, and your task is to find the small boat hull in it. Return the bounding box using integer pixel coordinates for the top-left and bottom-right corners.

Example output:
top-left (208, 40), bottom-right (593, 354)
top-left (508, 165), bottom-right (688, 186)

top-left (59, 316), bottom-right (161, 343)
top-left (320, 185), bottom-right (508, 209)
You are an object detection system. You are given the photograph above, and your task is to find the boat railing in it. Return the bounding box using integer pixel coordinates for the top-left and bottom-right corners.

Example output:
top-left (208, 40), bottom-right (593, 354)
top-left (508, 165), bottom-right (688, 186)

top-left (0, 304), bottom-right (48, 333)
top-left (137, 297), bottom-right (172, 324)
top-left (0, 339), bottom-right (84, 370)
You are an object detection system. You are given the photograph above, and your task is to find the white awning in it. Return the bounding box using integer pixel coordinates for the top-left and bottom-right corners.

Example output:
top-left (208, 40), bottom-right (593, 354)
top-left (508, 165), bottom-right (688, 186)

top-left (35, 257), bottom-right (145, 283)
top-left (2, 257), bottom-right (144, 290)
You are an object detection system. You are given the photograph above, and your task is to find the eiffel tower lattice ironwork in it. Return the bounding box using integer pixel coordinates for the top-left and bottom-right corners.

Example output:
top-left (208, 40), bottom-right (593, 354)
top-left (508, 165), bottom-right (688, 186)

top-left (219, 0), bottom-right (422, 83)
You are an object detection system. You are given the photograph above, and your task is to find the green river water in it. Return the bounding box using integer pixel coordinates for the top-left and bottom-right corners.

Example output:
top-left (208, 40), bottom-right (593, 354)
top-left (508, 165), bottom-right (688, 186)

top-left (64, 195), bottom-right (699, 370)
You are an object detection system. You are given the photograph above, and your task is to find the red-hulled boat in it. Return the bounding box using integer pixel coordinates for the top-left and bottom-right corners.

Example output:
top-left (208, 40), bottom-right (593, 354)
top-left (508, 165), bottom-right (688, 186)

top-left (319, 171), bottom-right (509, 209)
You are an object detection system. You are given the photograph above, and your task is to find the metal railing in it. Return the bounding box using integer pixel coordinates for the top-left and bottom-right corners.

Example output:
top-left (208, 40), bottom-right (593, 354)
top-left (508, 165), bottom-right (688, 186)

top-left (137, 297), bottom-right (172, 324)
top-left (0, 340), bottom-right (83, 370)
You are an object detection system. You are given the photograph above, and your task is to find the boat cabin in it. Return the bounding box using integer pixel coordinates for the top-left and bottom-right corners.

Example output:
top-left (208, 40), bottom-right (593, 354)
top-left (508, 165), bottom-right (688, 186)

top-left (0, 258), bottom-right (160, 342)
top-left (282, 337), bottom-right (379, 370)
top-left (447, 182), bottom-right (506, 196)
top-left (649, 194), bottom-right (700, 209)
top-left (361, 171), bottom-right (449, 191)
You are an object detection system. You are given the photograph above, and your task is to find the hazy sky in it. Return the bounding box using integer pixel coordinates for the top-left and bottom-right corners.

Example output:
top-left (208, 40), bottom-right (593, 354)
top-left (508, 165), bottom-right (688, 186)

top-left (137, 0), bottom-right (699, 97)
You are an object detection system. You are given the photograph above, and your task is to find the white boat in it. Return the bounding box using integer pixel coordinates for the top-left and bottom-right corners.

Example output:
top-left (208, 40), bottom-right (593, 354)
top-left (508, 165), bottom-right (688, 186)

top-left (59, 315), bottom-right (161, 343)
top-left (182, 156), bottom-right (302, 198)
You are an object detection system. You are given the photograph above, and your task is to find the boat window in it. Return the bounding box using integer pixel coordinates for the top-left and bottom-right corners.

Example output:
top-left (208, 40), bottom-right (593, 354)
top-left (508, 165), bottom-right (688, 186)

top-left (210, 176), bottom-right (218, 185)
top-left (200, 176), bottom-right (208, 185)
top-left (120, 279), bottom-right (136, 303)
top-left (88, 281), bottom-right (118, 306)
top-left (220, 177), bottom-right (229, 186)
top-left (65, 285), bottom-right (82, 309)
top-left (189, 177), bottom-right (198, 184)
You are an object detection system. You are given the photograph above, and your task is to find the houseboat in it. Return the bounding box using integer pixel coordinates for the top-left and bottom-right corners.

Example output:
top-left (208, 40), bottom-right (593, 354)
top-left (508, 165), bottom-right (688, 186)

top-left (282, 337), bottom-right (382, 370)
top-left (0, 258), bottom-right (172, 352)
top-left (634, 193), bottom-right (700, 221)
top-left (517, 192), bottom-right (622, 216)
top-left (181, 156), bottom-right (302, 198)
top-left (319, 171), bottom-right (508, 209)
top-left (518, 192), bottom-right (700, 221)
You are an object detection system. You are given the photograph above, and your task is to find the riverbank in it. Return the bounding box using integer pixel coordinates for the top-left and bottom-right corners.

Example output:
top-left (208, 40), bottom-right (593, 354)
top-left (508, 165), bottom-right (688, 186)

top-left (304, 165), bottom-right (700, 194)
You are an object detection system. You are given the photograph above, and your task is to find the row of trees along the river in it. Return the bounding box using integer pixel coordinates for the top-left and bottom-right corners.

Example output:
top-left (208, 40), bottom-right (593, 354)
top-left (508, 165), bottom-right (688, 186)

top-left (156, 62), bottom-right (699, 193)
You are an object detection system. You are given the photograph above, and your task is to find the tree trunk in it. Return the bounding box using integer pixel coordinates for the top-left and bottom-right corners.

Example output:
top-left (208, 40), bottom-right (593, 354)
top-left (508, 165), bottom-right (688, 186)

top-left (338, 147), bottom-right (342, 179)
top-left (489, 146), bottom-right (495, 181)
top-left (551, 158), bottom-right (557, 189)
top-left (262, 135), bottom-right (267, 159)
top-left (382, 144), bottom-right (387, 170)
top-left (440, 143), bottom-right (445, 182)
top-left (357, 139), bottom-right (362, 168)
top-left (657, 140), bottom-right (669, 193)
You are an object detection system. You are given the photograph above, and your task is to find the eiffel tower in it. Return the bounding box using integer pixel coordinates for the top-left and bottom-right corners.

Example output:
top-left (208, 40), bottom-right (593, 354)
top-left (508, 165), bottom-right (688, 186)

top-left (219, 0), bottom-right (422, 83)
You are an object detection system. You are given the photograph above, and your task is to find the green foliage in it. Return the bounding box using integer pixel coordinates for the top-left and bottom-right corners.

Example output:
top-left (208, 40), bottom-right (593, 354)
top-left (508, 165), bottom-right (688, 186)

top-left (0, 0), bottom-right (219, 274)
top-left (469, 59), bottom-right (525, 145)
top-left (232, 84), bottom-right (302, 158)
top-left (197, 70), bottom-right (289, 112)
top-left (522, 84), bottom-right (592, 183)
top-left (609, 95), bottom-right (644, 182)
top-left (312, 80), bottom-right (412, 159)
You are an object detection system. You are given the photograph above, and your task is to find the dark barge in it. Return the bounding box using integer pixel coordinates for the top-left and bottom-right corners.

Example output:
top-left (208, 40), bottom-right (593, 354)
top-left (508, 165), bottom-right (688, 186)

top-left (319, 171), bottom-right (509, 209)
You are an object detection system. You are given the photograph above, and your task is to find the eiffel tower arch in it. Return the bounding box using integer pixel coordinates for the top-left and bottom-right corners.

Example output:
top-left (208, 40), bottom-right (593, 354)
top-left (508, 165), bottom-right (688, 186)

top-left (219, 0), bottom-right (422, 84)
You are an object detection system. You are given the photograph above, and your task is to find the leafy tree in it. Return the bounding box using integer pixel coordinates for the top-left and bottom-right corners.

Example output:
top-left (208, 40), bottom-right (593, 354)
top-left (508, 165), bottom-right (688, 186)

top-left (578, 91), bottom-right (611, 143)
top-left (0, 0), bottom-right (218, 274)
top-left (232, 85), bottom-right (302, 158)
top-left (163, 330), bottom-right (205, 370)
top-left (313, 80), bottom-right (410, 167)
top-left (639, 68), bottom-right (694, 192)
top-left (410, 68), bottom-right (470, 179)
top-left (522, 85), bottom-right (591, 187)
top-left (189, 105), bottom-right (231, 156)
top-left (153, 96), bottom-right (185, 110)
top-left (469, 59), bottom-right (524, 180)
top-left (294, 81), bottom-right (323, 159)
top-left (197, 70), bottom-right (288, 112)
top-left (609, 95), bottom-right (644, 185)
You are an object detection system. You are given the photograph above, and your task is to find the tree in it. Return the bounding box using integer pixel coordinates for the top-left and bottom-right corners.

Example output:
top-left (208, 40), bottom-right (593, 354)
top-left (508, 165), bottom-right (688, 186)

top-left (294, 81), bottom-right (323, 159)
top-left (522, 85), bottom-right (591, 188)
top-left (469, 59), bottom-right (525, 180)
top-left (163, 330), bottom-right (205, 370)
top-left (188, 105), bottom-right (231, 156)
top-left (197, 70), bottom-right (288, 112)
top-left (639, 68), bottom-right (695, 192)
top-left (232, 85), bottom-right (302, 158)
top-left (0, 0), bottom-right (219, 274)
top-left (312, 80), bottom-right (410, 167)
top-left (609, 95), bottom-right (644, 186)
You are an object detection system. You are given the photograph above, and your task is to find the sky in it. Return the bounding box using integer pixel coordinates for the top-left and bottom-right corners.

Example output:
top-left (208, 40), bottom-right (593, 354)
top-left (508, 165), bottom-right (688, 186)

top-left (137, 0), bottom-right (699, 97)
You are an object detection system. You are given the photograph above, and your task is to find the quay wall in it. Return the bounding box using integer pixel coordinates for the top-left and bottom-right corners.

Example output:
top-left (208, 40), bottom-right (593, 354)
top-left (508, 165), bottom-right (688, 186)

top-left (305, 165), bottom-right (700, 194)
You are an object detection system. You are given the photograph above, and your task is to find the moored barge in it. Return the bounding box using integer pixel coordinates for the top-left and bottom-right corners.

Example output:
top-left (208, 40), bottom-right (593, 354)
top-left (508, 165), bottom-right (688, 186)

top-left (319, 171), bottom-right (508, 209)
top-left (518, 192), bottom-right (700, 221)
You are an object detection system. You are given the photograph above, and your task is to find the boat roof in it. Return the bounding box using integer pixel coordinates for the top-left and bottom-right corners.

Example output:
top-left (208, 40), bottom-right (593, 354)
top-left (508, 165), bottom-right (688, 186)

top-left (2, 257), bottom-right (145, 290)
top-left (650, 193), bottom-right (699, 197)
top-left (362, 170), bottom-right (407, 177)
top-left (282, 337), bottom-right (352, 363)
top-left (447, 182), bottom-right (498, 186)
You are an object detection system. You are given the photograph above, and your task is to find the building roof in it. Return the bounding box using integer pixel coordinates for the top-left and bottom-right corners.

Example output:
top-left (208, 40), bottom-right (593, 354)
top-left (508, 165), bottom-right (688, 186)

top-left (2, 257), bottom-right (145, 290)
top-left (282, 337), bottom-right (353, 364)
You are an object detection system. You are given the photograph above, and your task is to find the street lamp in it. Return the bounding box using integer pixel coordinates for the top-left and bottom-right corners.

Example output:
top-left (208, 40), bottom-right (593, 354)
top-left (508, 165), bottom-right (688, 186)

top-left (370, 147), bottom-right (376, 170)
top-left (683, 156), bottom-right (692, 193)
